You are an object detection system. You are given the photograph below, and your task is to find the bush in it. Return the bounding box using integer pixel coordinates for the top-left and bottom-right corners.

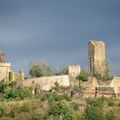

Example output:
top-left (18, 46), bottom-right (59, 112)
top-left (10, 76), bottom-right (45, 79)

top-left (0, 103), bottom-right (5, 118)
top-left (84, 105), bottom-right (105, 120)
top-left (19, 103), bottom-right (31, 112)
top-left (40, 93), bottom-right (71, 101)
top-left (107, 99), bottom-right (115, 107)
top-left (32, 108), bottom-right (47, 120)
top-left (19, 87), bottom-right (33, 99)
top-left (0, 80), bottom-right (7, 93)
top-left (4, 87), bottom-right (19, 99)
top-left (105, 110), bottom-right (115, 120)
top-left (86, 98), bottom-right (104, 107)
top-left (48, 101), bottom-right (73, 119)
top-left (70, 102), bottom-right (79, 111)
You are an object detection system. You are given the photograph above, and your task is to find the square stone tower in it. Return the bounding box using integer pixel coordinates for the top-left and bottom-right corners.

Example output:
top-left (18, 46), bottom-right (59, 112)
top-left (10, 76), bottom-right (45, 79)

top-left (88, 40), bottom-right (105, 75)
top-left (68, 64), bottom-right (81, 78)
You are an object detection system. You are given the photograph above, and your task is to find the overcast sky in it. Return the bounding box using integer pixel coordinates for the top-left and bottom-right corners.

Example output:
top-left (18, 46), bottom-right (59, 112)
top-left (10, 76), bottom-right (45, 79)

top-left (0, 0), bottom-right (120, 76)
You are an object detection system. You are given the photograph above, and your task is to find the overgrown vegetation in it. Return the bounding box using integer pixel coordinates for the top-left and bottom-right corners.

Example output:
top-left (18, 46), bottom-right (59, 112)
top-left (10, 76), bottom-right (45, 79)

top-left (76, 70), bottom-right (89, 88)
top-left (0, 79), bottom-right (119, 120)
top-left (93, 60), bottom-right (114, 80)
top-left (29, 61), bottom-right (51, 77)
top-left (0, 80), bottom-right (33, 100)
top-left (29, 61), bottom-right (69, 77)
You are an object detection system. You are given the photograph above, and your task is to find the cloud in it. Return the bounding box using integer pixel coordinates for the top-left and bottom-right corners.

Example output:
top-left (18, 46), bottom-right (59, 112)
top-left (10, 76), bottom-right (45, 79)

top-left (0, 0), bottom-right (120, 75)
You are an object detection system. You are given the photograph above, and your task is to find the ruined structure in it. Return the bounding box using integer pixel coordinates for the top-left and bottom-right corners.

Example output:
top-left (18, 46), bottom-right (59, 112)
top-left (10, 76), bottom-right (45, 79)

top-left (68, 64), bottom-right (81, 78)
top-left (0, 52), bottom-right (11, 80)
top-left (23, 65), bottom-right (80, 91)
top-left (1, 40), bottom-right (120, 98)
top-left (0, 52), bottom-right (24, 81)
top-left (88, 41), bottom-right (105, 75)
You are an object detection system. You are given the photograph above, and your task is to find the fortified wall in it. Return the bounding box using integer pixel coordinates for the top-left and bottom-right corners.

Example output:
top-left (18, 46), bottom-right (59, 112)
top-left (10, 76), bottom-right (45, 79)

top-left (23, 75), bottom-right (70, 91)
top-left (23, 65), bottom-right (81, 91)
top-left (1, 40), bottom-right (120, 99)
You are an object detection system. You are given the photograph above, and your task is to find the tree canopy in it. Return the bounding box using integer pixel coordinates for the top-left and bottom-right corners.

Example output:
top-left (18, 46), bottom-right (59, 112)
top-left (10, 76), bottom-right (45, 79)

top-left (29, 61), bottom-right (51, 77)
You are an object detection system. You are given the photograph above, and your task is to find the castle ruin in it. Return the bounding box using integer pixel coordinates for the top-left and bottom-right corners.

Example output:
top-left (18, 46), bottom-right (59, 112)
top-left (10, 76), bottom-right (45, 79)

top-left (1, 40), bottom-right (120, 98)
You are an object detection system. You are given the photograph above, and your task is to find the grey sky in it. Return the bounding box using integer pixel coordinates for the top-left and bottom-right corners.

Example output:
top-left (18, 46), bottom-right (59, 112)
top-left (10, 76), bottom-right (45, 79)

top-left (0, 0), bottom-right (120, 75)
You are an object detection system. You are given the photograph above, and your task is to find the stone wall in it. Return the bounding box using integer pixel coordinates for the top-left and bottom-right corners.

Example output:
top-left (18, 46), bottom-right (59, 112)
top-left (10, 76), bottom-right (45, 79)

top-left (0, 63), bottom-right (11, 80)
top-left (110, 77), bottom-right (120, 98)
top-left (22, 75), bottom-right (70, 91)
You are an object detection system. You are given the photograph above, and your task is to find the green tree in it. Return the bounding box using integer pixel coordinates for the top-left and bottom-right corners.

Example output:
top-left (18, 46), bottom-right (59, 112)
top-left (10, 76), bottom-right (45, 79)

top-left (76, 70), bottom-right (89, 88)
top-left (29, 61), bottom-right (51, 77)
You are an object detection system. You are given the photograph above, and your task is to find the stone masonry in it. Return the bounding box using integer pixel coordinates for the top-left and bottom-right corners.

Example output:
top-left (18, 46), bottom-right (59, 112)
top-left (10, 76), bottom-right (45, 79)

top-left (88, 40), bottom-right (105, 75)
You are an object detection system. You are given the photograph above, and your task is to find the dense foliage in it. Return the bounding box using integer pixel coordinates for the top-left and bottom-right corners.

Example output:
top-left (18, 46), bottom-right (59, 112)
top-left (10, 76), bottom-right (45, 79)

top-left (0, 80), bottom-right (33, 100)
top-left (76, 70), bottom-right (89, 88)
top-left (29, 61), bottom-right (51, 77)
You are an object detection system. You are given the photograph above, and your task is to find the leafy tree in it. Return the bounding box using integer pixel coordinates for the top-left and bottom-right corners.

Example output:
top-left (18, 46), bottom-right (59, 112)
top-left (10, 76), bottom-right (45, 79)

top-left (76, 70), bottom-right (89, 88)
top-left (29, 61), bottom-right (51, 77)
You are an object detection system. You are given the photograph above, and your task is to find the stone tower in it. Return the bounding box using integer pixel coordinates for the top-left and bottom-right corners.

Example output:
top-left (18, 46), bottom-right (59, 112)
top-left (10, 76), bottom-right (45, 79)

top-left (68, 64), bottom-right (81, 78)
top-left (88, 40), bottom-right (105, 75)
top-left (0, 52), bottom-right (11, 80)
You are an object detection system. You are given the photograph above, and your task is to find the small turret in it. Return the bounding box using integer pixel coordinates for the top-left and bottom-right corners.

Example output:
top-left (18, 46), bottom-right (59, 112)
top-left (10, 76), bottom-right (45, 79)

top-left (19, 69), bottom-right (24, 80)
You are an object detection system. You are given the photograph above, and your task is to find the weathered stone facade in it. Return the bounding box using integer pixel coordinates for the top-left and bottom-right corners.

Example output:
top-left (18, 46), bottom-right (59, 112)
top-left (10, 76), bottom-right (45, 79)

top-left (88, 40), bottom-right (105, 75)
top-left (0, 62), bottom-right (11, 80)
top-left (68, 64), bottom-right (81, 78)
top-left (110, 77), bottom-right (120, 98)
top-left (22, 75), bottom-right (70, 91)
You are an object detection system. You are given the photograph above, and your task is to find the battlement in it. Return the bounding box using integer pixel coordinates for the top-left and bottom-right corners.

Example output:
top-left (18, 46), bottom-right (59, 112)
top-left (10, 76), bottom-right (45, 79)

top-left (89, 40), bottom-right (105, 46)
top-left (0, 62), bottom-right (11, 67)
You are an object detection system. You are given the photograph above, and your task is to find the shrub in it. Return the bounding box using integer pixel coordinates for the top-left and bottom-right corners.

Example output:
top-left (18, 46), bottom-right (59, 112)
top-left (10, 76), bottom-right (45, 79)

top-left (107, 99), bottom-right (115, 107)
top-left (19, 87), bottom-right (33, 99)
top-left (48, 101), bottom-right (72, 119)
top-left (0, 103), bottom-right (5, 118)
top-left (0, 80), bottom-right (7, 93)
top-left (4, 87), bottom-right (19, 99)
top-left (84, 105), bottom-right (105, 120)
top-left (40, 93), bottom-right (71, 102)
top-left (12, 102), bottom-right (31, 114)
top-left (70, 102), bottom-right (79, 111)
top-left (86, 97), bottom-right (104, 107)
top-left (105, 110), bottom-right (115, 120)
top-left (32, 108), bottom-right (47, 120)
top-left (19, 103), bottom-right (31, 112)
top-left (62, 93), bottom-right (71, 101)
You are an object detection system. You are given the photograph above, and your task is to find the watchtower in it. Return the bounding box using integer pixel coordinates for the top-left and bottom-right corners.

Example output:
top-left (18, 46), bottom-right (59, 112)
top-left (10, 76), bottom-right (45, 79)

top-left (88, 40), bottom-right (105, 75)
